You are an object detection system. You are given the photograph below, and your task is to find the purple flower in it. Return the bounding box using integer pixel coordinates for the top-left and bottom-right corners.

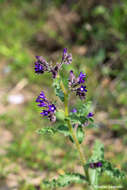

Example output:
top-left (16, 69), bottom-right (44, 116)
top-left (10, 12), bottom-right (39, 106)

top-left (37, 102), bottom-right (47, 107)
top-left (36, 91), bottom-right (48, 107)
top-left (96, 162), bottom-right (102, 167)
top-left (36, 91), bottom-right (56, 122)
top-left (36, 91), bottom-right (47, 103)
top-left (39, 91), bottom-right (46, 99)
top-left (62, 48), bottom-right (72, 65)
top-left (87, 112), bottom-right (94, 118)
top-left (78, 72), bottom-right (86, 84)
top-left (78, 85), bottom-right (87, 92)
top-left (48, 104), bottom-right (56, 112)
top-left (89, 162), bottom-right (102, 169)
top-left (40, 110), bottom-right (49, 116)
top-left (76, 85), bottom-right (87, 100)
top-left (71, 108), bottom-right (77, 113)
top-left (35, 62), bottom-right (44, 74)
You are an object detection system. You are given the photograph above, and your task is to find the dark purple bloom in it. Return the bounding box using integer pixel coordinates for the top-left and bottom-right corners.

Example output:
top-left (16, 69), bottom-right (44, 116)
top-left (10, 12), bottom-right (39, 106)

top-left (40, 110), bottom-right (49, 116)
top-left (78, 85), bottom-right (87, 92)
top-left (76, 85), bottom-right (87, 100)
top-left (39, 91), bottom-right (46, 99)
top-left (62, 48), bottom-right (72, 65)
top-left (87, 112), bottom-right (94, 118)
top-left (37, 102), bottom-right (47, 107)
top-left (96, 162), bottom-right (102, 167)
top-left (35, 62), bottom-right (44, 74)
top-left (89, 162), bottom-right (102, 169)
top-left (78, 72), bottom-right (86, 84)
top-left (36, 91), bottom-right (47, 103)
top-left (36, 96), bottom-right (44, 103)
top-left (71, 108), bottom-right (77, 113)
top-left (48, 104), bottom-right (56, 112)
top-left (36, 96), bottom-right (41, 103)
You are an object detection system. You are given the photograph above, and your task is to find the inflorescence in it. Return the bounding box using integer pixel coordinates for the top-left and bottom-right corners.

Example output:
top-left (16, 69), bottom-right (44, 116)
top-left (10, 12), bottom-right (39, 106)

top-left (34, 48), bottom-right (90, 121)
top-left (69, 70), bottom-right (87, 99)
top-left (34, 48), bottom-right (72, 78)
top-left (36, 91), bottom-right (56, 122)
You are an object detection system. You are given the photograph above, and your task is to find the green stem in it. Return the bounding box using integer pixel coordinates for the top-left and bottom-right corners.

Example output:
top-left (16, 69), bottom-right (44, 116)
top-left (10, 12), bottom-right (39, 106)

top-left (60, 80), bottom-right (90, 184)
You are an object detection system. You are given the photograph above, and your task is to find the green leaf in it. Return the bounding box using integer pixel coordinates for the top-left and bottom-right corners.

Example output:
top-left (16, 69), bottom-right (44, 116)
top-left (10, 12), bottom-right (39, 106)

top-left (89, 118), bottom-right (94, 122)
top-left (56, 110), bottom-right (65, 121)
top-left (85, 141), bottom-right (125, 187)
top-left (76, 125), bottom-right (84, 144)
top-left (89, 169), bottom-right (99, 187)
top-left (103, 160), bottom-right (126, 179)
top-left (53, 77), bottom-right (64, 102)
top-left (43, 173), bottom-right (86, 188)
top-left (68, 114), bottom-right (82, 125)
top-left (57, 125), bottom-right (70, 136)
top-left (69, 102), bottom-right (95, 126)
top-left (87, 141), bottom-right (104, 187)
top-left (37, 127), bottom-right (57, 135)
top-left (89, 140), bottom-right (104, 162)
top-left (78, 102), bottom-right (92, 116)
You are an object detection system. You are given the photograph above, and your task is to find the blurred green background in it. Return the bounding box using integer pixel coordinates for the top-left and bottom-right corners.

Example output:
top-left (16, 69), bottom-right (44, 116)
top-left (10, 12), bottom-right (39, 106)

top-left (0, 0), bottom-right (127, 189)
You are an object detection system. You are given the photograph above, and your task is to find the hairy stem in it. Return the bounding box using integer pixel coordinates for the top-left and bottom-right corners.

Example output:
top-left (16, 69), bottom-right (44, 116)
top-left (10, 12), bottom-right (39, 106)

top-left (60, 80), bottom-right (90, 184)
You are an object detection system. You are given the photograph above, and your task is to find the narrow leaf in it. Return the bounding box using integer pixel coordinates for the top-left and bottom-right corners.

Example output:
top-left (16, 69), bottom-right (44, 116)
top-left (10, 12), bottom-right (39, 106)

top-left (76, 125), bottom-right (84, 144)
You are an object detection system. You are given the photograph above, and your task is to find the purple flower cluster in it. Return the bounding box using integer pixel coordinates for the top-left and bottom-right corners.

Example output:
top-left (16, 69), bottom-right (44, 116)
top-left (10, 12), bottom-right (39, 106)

top-left (62, 48), bottom-right (72, 65)
top-left (34, 48), bottom-right (72, 78)
top-left (34, 56), bottom-right (50, 74)
top-left (69, 70), bottom-right (87, 100)
top-left (89, 162), bottom-right (102, 169)
top-left (36, 91), bottom-right (56, 122)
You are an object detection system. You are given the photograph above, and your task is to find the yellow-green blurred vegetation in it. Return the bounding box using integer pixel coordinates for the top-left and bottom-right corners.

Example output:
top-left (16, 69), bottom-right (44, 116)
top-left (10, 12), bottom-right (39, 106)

top-left (0, 0), bottom-right (127, 189)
